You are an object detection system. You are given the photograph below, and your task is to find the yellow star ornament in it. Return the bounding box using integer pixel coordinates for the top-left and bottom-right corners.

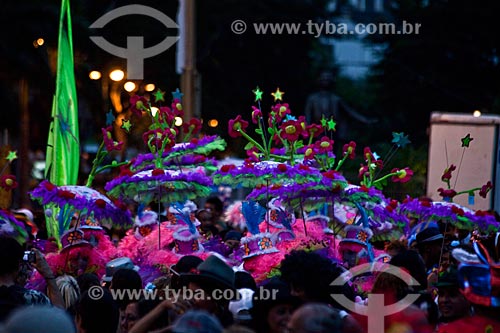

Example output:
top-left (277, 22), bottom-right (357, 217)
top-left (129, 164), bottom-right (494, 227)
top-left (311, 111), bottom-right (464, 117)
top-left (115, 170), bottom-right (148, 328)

top-left (271, 88), bottom-right (284, 102)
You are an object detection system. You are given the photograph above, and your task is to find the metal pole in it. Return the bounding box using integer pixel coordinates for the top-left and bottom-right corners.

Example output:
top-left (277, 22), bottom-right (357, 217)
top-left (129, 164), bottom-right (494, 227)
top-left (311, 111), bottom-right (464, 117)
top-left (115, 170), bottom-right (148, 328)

top-left (180, 0), bottom-right (196, 122)
top-left (19, 78), bottom-right (30, 207)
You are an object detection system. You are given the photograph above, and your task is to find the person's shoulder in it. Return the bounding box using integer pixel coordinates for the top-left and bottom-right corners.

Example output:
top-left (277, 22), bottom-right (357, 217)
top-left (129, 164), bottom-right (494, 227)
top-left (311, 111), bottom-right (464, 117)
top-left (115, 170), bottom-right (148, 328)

top-left (436, 315), bottom-right (500, 333)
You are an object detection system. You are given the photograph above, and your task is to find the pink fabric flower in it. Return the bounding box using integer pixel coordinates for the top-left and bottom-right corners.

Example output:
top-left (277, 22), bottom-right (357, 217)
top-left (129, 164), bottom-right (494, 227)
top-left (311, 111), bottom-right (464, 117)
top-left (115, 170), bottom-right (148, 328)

top-left (306, 123), bottom-right (324, 138)
top-left (101, 126), bottom-right (124, 152)
top-left (251, 106), bottom-right (262, 124)
top-left (0, 175), bottom-right (18, 190)
top-left (303, 145), bottom-right (316, 160)
top-left (228, 115), bottom-right (249, 138)
top-left (315, 136), bottom-right (334, 154)
top-left (183, 118), bottom-right (202, 134)
top-left (130, 95), bottom-right (148, 117)
top-left (280, 120), bottom-right (302, 142)
top-left (438, 188), bottom-right (457, 199)
top-left (441, 165), bottom-right (456, 182)
top-left (342, 141), bottom-right (356, 160)
top-left (479, 181), bottom-right (493, 198)
top-left (391, 167), bottom-right (413, 183)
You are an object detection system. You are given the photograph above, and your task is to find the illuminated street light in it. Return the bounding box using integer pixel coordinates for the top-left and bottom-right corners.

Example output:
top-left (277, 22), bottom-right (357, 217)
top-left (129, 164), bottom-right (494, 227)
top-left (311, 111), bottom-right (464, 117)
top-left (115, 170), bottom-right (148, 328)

top-left (208, 119), bottom-right (219, 127)
top-left (473, 110), bottom-right (481, 117)
top-left (89, 71), bottom-right (102, 80)
top-left (145, 84), bottom-right (156, 92)
top-left (109, 69), bottom-right (125, 82)
top-left (33, 38), bottom-right (45, 48)
top-left (124, 81), bottom-right (136, 92)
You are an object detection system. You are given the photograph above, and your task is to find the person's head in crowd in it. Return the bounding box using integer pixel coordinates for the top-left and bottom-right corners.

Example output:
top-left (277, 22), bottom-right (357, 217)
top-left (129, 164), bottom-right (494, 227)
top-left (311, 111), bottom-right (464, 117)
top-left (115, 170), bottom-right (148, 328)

top-left (53, 274), bottom-right (80, 315)
top-left (0, 236), bottom-right (24, 282)
top-left (0, 236), bottom-right (49, 321)
top-left (372, 271), bottom-right (411, 302)
top-left (205, 196), bottom-right (229, 233)
top-left (224, 231), bottom-right (243, 250)
top-left (170, 255), bottom-right (204, 290)
top-left (0, 306), bottom-right (76, 333)
top-left (109, 228), bottom-right (126, 247)
top-left (287, 303), bottom-right (343, 333)
top-left (181, 255), bottom-right (236, 327)
top-left (76, 272), bottom-right (100, 294)
top-left (205, 196), bottom-right (224, 220)
top-left (196, 209), bottom-right (219, 236)
top-left (75, 288), bottom-right (119, 333)
top-left (389, 249), bottom-right (428, 291)
top-left (389, 248), bottom-right (440, 324)
top-left (414, 226), bottom-right (444, 270)
top-left (229, 288), bottom-right (254, 326)
top-left (170, 310), bottom-right (223, 333)
top-left (109, 267), bottom-right (142, 311)
top-left (279, 250), bottom-right (353, 307)
top-left (368, 272), bottom-right (437, 332)
top-left (0, 236), bottom-right (53, 322)
top-left (436, 265), bottom-right (471, 323)
top-left (120, 300), bottom-right (139, 333)
top-left (120, 298), bottom-right (165, 333)
top-left (234, 271), bottom-right (257, 291)
top-left (101, 257), bottom-right (140, 288)
top-left (250, 278), bottom-right (299, 333)
top-left (385, 239), bottom-right (408, 257)
top-left (151, 275), bottom-right (171, 300)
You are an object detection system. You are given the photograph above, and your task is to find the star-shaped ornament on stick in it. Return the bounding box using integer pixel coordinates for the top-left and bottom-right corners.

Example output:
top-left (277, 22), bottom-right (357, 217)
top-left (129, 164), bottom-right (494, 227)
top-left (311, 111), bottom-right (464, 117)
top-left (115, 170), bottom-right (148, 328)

top-left (271, 88), bottom-right (284, 102)
top-left (253, 86), bottom-right (263, 102)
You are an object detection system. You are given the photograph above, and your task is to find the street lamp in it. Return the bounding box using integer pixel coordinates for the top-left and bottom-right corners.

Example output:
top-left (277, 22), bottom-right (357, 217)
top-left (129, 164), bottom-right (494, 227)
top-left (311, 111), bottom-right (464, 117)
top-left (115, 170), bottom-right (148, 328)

top-left (123, 81), bottom-right (136, 92)
top-left (89, 71), bottom-right (102, 80)
top-left (208, 119), bottom-right (218, 128)
top-left (145, 83), bottom-right (156, 92)
top-left (109, 69), bottom-right (125, 82)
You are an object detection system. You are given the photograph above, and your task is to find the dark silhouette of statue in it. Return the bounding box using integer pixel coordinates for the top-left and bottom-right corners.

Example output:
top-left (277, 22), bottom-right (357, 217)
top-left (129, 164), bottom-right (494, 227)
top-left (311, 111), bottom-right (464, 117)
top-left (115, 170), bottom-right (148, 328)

top-left (305, 71), bottom-right (376, 142)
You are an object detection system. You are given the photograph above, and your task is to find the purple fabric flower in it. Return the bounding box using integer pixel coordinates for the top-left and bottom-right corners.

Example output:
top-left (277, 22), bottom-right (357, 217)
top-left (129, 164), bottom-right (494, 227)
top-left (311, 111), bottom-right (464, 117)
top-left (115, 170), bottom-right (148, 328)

top-left (213, 161), bottom-right (324, 187)
top-left (105, 169), bottom-right (213, 204)
top-left (30, 180), bottom-right (133, 228)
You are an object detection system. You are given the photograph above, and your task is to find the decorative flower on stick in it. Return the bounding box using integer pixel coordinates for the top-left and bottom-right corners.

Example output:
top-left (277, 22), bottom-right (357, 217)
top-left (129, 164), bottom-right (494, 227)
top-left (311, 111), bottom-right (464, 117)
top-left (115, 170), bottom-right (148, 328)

top-left (228, 87), bottom-right (314, 164)
top-left (128, 89), bottom-right (213, 171)
top-left (0, 150), bottom-right (18, 192)
top-left (85, 115), bottom-right (129, 187)
top-left (437, 134), bottom-right (493, 203)
top-left (227, 87), bottom-right (413, 191)
top-left (303, 131), bottom-right (413, 190)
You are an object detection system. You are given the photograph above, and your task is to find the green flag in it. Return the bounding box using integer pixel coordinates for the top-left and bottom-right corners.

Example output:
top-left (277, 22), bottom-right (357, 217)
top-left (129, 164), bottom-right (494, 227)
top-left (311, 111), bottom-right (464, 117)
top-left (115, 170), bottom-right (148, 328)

top-left (45, 0), bottom-right (80, 186)
top-left (45, 0), bottom-right (80, 244)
